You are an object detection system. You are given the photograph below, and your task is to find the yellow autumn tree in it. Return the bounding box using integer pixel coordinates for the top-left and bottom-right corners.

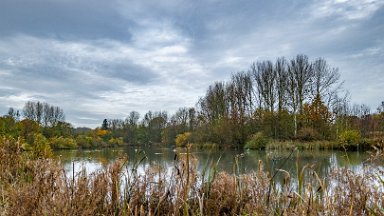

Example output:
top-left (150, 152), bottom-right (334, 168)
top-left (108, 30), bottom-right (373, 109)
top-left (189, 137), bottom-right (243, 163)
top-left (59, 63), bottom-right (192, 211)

top-left (96, 129), bottom-right (109, 136)
top-left (175, 132), bottom-right (191, 147)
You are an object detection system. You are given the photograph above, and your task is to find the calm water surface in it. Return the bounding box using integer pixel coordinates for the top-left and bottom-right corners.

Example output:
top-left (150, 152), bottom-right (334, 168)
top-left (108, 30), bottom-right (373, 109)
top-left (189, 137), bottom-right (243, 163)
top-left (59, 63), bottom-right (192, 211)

top-left (55, 146), bottom-right (382, 181)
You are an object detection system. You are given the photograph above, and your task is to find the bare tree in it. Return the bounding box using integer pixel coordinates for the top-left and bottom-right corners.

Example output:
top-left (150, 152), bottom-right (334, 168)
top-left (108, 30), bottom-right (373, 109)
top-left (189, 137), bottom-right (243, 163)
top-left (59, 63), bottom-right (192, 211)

top-left (174, 107), bottom-right (189, 131)
top-left (127, 111), bottom-right (140, 127)
top-left (257, 61), bottom-right (277, 113)
top-left (43, 103), bottom-right (52, 127)
top-left (51, 106), bottom-right (65, 126)
top-left (275, 57), bottom-right (288, 113)
top-left (188, 107), bottom-right (196, 131)
top-left (198, 81), bottom-right (228, 121)
top-left (23, 101), bottom-right (65, 126)
top-left (35, 101), bottom-right (44, 124)
top-left (287, 54), bottom-right (313, 137)
top-left (23, 101), bottom-right (36, 121)
top-left (250, 63), bottom-right (263, 110)
top-left (311, 58), bottom-right (342, 107)
top-left (228, 72), bottom-right (253, 120)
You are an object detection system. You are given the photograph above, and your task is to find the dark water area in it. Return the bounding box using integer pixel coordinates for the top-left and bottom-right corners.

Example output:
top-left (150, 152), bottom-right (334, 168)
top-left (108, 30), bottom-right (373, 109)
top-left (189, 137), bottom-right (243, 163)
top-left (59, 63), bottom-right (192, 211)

top-left (55, 146), bottom-right (381, 183)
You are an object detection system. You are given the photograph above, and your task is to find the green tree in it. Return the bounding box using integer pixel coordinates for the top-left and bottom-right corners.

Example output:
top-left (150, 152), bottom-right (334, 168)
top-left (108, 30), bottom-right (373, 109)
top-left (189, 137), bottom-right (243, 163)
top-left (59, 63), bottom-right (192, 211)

top-left (101, 119), bottom-right (109, 130)
top-left (28, 133), bottom-right (53, 159)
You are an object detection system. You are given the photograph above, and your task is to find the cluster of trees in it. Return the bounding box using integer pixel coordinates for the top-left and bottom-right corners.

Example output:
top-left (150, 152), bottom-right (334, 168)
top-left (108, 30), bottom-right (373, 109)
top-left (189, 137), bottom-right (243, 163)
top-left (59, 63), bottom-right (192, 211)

top-left (192, 55), bottom-right (343, 145)
top-left (1, 54), bottom-right (383, 150)
top-left (0, 101), bottom-right (126, 152)
top-left (193, 55), bottom-right (383, 147)
top-left (99, 55), bottom-right (383, 149)
top-left (100, 110), bottom-right (167, 145)
top-left (99, 108), bottom-right (196, 146)
top-left (22, 101), bottom-right (65, 127)
top-left (1, 102), bottom-right (66, 139)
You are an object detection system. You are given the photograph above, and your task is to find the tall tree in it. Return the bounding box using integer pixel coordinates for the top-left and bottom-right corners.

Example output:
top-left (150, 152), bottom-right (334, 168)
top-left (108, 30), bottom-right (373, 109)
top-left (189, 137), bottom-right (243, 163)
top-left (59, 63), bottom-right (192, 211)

top-left (23, 101), bottom-right (65, 126)
top-left (287, 54), bottom-right (313, 137)
top-left (311, 58), bottom-right (341, 107)
top-left (127, 111), bottom-right (140, 126)
top-left (101, 119), bottom-right (109, 130)
top-left (198, 81), bottom-right (228, 122)
top-left (275, 57), bottom-right (288, 113)
top-left (188, 108), bottom-right (196, 131)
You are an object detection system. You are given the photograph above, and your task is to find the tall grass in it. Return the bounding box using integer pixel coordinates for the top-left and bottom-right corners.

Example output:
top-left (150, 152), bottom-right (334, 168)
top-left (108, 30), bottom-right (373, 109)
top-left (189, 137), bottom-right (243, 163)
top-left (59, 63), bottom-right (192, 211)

top-left (0, 136), bottom-right (383, 215)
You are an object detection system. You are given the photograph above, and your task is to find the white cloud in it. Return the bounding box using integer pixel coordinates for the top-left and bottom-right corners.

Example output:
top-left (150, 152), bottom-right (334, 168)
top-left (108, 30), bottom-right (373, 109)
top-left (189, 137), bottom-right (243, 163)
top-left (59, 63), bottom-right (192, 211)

top-left (0, 21), bottom-right (210, 127)
top-left (311, 0), bottom-right (384, 20)
top-left (0, 0), bottom-right (383, 127)
top-left (0, 93), bottom-right (34, 109)
top-left (349, 45), bottom-right (384, 58)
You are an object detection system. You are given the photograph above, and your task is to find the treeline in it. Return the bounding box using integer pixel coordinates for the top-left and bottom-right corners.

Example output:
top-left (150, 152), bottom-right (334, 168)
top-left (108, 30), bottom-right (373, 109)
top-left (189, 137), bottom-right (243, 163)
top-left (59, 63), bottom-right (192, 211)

top-left (101, 108), bottom-right (196, 146)
top-left (100, 55), bottom-right (384, 149)
top-left (1, 54), bottom-right (383, 150)
top-left (0, 101), bottom-right (125, 154)
top-left (194, 55), bottom-right (341, 146)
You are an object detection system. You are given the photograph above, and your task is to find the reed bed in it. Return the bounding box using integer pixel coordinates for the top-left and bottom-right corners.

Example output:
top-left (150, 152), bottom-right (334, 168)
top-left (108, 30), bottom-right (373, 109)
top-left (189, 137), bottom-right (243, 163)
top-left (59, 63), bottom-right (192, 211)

top-left (0, 137), bottom-right (383, 215)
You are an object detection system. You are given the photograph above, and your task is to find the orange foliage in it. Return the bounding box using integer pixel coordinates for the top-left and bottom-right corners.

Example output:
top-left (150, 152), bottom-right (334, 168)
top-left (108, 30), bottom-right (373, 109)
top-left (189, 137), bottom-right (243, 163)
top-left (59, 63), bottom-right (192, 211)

top-left (303, 95), bottom-right (331, 125)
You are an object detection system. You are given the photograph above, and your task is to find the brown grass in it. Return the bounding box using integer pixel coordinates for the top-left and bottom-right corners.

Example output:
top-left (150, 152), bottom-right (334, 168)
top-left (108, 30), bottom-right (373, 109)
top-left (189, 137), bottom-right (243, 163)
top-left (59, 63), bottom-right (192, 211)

top-left (0, 136), bottom-right (383, 215)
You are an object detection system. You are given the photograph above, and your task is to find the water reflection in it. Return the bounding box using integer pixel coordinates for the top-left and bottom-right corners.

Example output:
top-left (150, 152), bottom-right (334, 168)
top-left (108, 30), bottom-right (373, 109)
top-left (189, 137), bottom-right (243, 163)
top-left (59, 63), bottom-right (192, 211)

top-left (55, 147), bottom-right (380, 182)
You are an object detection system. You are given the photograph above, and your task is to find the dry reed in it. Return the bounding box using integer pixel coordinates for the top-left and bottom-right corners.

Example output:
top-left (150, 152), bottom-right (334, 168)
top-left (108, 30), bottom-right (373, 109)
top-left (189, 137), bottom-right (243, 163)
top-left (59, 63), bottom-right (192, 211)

top-left (0, 137), bottom-right (383, 215)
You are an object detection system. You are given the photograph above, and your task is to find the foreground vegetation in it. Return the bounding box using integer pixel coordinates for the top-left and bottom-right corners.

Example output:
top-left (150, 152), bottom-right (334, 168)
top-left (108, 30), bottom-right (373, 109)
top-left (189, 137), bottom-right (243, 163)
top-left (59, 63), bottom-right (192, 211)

top-left (1, 136), bottom-right (383, 215)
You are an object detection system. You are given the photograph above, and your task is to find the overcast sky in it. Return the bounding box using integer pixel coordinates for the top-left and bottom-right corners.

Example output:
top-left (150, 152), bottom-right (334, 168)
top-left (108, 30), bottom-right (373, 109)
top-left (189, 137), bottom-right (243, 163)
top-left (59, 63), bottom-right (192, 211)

top-left (0, 0), bottom-right (383, 128)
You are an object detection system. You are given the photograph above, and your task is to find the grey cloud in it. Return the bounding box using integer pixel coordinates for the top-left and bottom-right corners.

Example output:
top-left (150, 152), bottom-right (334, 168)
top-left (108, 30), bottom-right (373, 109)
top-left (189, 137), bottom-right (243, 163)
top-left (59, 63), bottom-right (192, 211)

top-left (97, 63), bottom-right (157, 85)
top-left (0, 0), bottom-right (131, 41)
top-left (0, 0), bottom-right (383, 127)
top-left (0, 88), bottom-right (17, 98)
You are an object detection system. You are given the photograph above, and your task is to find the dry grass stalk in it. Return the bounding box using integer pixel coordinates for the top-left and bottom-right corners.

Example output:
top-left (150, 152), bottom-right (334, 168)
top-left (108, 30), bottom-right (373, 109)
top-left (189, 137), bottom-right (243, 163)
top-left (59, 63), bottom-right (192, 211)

top-left (0, 136), bottom-right (383, 215)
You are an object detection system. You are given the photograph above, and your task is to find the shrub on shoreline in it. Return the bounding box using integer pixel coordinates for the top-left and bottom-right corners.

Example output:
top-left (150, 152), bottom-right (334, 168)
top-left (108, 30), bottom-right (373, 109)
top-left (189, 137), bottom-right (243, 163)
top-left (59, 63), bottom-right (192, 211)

top-left (49, 136), bottom-right (78, 149)
top-left (339, 130), bottom-right (361, 146)
top-left (244, 132), bottom-right (269, 150)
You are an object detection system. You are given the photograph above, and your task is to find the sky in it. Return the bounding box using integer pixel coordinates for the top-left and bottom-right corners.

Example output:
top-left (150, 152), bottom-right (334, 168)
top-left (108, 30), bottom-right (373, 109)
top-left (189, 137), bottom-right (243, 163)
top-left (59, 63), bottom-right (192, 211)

top-left (0, 0), bottom-right (383, 128)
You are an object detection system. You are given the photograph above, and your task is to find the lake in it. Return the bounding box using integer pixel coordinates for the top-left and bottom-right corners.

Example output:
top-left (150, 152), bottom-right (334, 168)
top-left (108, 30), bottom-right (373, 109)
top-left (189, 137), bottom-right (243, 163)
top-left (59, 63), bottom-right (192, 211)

top-left (54, 146), bottom-right (382, 183)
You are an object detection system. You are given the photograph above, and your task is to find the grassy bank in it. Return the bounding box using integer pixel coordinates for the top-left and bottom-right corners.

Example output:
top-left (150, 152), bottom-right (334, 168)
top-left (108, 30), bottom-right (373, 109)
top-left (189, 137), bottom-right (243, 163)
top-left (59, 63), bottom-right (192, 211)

top-left (265, 138), bottom-right (382, 151)
top-left (266, 140), bottom-right (337, 150)
top-left (241, 130), bottom-right (383, 151)
top-left (1, 136), bottom-right (383, 215)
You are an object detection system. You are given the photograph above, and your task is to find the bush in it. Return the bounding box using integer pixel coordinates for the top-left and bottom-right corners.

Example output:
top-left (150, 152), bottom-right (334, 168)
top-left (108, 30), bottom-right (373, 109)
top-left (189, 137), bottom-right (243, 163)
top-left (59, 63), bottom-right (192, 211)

top-left (339, 130), bottom-right (361, 146)
top-left (49, 136), bottom-right (78, 149)
top-left (175, 132), bottom-right (191, 147)
top-left (24, 133), bottom-right (53, 159)
top-left (244, 132), bottom-right (269, 149)
top-left (75, 135), bottom-right (94, 148)
top-left (297, 127), bottom-right (320, 141)
top-left (108, 137), bottom-right (124, 147)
